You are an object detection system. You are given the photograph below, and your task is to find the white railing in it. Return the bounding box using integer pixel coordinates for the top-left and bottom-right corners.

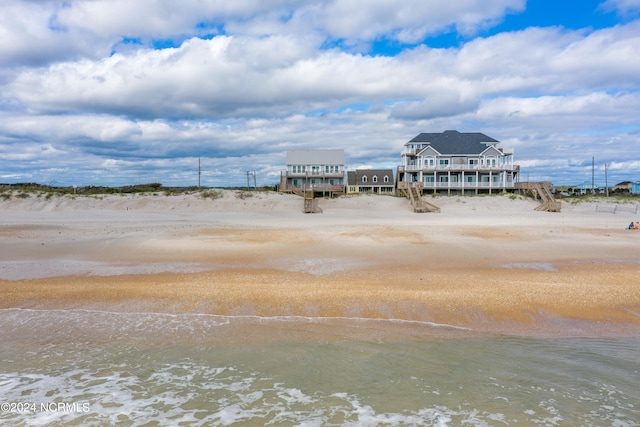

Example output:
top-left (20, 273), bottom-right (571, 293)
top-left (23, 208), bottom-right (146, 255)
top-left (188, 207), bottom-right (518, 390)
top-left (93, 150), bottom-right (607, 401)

top-left (401, 164), bottom-right (518, 172)
top-left (285, 171), bottom-right (344, 178)
top-left (310, 184), bottom-right (344, 192)
top-left (420, 181), bottom-right (516, 189)
top-left (401, 149), bottom-right (419, 156)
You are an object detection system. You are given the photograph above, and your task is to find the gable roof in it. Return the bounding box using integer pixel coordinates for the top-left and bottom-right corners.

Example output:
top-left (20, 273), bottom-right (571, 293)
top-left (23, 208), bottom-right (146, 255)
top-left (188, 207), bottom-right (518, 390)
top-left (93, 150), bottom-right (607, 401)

top-left (286, 149), bottom-right (345, 165)
top-left (347, 169), bottom-right (394, 185)
top-left (409, 130), bottom-right (499, 155)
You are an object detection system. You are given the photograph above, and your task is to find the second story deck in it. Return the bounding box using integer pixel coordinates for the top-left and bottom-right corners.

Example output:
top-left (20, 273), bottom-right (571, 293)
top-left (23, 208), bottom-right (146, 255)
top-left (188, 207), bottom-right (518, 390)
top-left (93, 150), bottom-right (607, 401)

top-left (398, 164), bottom-right (520, 173)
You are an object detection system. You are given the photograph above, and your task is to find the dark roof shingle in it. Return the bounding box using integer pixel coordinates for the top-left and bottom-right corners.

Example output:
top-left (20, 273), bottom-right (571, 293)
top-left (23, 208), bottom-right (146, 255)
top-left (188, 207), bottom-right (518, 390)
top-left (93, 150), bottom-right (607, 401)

top-left (409, 130), bottom-right (499, 155)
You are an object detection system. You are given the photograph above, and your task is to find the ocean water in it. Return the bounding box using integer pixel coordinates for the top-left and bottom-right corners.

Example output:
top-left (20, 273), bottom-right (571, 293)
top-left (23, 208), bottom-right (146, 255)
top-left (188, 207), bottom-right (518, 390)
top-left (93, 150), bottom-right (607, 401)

top-left (1, 308), bottom-right (639, 426)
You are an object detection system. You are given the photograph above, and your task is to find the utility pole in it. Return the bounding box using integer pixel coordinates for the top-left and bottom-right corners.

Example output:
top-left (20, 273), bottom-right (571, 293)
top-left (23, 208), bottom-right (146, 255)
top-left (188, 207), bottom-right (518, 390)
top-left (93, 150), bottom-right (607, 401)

top-left (591, 156), bottom-right (595, 194)
top-left (604, 163), bottom-right (609, 197)
top-left (198, 157), bottom-right (201, 188)
top-left (246, 170), bottom-right (256, 190)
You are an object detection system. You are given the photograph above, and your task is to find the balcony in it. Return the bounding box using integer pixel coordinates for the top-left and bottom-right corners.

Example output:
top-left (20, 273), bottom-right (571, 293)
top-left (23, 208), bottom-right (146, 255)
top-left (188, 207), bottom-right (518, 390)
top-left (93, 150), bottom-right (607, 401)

top-left (400, 164), bottom-right (519, 173)
top-left (310, 183), bottom-right (345, 192)
top-left (401, 149), bottom-right (419, 156)
top-left (284, 171), bottom-right (344, 178)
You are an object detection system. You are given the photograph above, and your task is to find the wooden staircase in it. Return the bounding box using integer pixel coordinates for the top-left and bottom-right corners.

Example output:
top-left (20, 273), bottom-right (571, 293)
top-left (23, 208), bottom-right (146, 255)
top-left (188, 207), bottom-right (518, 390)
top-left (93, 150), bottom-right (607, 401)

top-left (398, 182), bottom-right (440, 213)
top-left (291, 185), bottom-right (322, 213)
top-left (516, 182), bottom-right (561, 212)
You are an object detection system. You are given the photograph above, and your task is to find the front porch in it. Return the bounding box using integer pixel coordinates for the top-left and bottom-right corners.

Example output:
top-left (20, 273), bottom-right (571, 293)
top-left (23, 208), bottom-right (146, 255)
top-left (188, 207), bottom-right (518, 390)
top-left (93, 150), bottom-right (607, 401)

top-left (397, 166), bottom-right (518, 195)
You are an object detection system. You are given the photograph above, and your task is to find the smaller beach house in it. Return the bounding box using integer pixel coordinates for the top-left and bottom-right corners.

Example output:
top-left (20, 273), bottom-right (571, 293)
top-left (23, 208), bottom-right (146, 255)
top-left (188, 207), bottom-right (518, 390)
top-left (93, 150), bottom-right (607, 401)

top-left (280, 149), bottom-right (345, 194)
top-left (346, 169), bottom-right (395, 194)
top-left (397, 130), bottom-right (519, 194)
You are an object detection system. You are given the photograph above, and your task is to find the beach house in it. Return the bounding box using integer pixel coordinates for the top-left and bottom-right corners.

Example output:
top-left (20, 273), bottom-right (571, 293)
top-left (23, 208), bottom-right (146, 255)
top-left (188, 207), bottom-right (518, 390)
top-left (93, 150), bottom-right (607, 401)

top-left (574, 181), bottom-right (603, 195)
top-left (346, 169), bottom-right (395, 194)
top-left (614, 181), bottom-right (633, 192)
top-left (396, 130), bottom-right (519, 194)
top-left (279, 149), bottom-right (346, 195)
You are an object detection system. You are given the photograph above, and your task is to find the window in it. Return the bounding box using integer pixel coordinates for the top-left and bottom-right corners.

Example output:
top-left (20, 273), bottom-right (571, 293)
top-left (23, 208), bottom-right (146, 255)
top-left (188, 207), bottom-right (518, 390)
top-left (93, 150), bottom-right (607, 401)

top-left (439, 159), bottom-right (449, 166)
top-left (373, 176), bottom-right (378, 183)
top-left (383, 176), bottom-right (389, 183)
top-left (439, 176), bottom-right (449, 183)
top-left (469, 159), bottom-right (479, 166)
top-left (424, 176), bottom-right (434, 183)
top-left (362, 176), bottom-right (367, 183)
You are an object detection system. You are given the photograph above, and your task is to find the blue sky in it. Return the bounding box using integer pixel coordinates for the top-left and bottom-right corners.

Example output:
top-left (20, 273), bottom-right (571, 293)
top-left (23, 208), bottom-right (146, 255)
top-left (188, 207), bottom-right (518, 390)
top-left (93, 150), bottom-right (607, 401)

top-left (1, 0), bottom-right (639, 187)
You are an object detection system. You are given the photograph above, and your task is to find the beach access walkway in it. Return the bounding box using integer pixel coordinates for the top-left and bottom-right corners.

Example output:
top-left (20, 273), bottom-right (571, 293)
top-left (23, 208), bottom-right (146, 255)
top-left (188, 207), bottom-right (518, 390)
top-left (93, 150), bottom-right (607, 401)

top-left (397, 182), bottom-right (441, 213)
top-left (515, 182), bottom-right (562, 212)
top-left (290, 185), bottom-right (323, 213)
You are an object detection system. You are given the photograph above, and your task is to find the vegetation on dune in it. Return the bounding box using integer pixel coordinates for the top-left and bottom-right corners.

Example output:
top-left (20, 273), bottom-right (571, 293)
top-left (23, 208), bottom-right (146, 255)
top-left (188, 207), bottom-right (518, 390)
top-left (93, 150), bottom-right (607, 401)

top-left (1, 182), bottom-right (638, 206)
top-left (557, 194), bottom-right (640, 205)
top-left (200, 189), bottom-right (223, 200)
top-left (0, 182), bottom-right (277, 200)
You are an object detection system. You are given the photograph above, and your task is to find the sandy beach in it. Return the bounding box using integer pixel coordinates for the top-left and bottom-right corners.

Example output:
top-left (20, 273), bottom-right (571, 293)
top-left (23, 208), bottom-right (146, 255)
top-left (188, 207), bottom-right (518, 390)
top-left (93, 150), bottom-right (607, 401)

top-left (1, 189), bottom-right (639, 336)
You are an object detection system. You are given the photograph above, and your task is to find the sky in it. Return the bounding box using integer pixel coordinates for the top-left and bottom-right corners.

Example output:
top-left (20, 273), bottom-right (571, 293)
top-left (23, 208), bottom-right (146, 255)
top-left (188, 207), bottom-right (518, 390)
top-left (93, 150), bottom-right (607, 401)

top-left (1, 0), bottom-right (640, 188)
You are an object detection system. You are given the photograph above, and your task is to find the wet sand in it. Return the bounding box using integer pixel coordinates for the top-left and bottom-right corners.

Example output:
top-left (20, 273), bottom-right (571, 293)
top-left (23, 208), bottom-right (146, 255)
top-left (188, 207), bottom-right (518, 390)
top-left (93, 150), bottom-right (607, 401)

top-left (1, 190), bottom-right (639, 336)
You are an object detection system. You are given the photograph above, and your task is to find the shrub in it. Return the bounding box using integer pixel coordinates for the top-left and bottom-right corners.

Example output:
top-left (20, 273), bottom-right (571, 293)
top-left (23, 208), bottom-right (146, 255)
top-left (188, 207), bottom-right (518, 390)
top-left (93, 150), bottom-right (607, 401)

top-left (201, 189), bottom-right (223, 200)
top-left (235, 190), bottom-right (254, 199)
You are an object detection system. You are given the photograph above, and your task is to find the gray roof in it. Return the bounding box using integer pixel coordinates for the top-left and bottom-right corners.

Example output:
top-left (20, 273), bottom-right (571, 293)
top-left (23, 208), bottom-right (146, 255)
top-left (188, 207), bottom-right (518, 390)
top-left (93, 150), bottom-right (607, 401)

top-left (409, 130), bottom-right (499, 155)
top-left (286, 149), bottom-right (345, 165)
top-left (347, 169), bottom-right (394, 185)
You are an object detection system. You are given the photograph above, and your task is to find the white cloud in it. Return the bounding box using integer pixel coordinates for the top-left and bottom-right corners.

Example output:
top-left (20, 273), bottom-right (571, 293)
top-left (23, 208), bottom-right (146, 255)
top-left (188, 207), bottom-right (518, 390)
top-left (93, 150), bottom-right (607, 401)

top-left (55, 0), bottom-right (300, 38)
top-left (608, 160), bottom-right (640, 170)
top-left (9, 21), bottom-right (640, 123)
top-left (0, 0), bottom-right (527, 68)
top-left (0, 2), bottom-right (105, 66)
top-left (318, 0), bottom-right (525, 43)
top-left (601, 0), bottom-right (640, 15)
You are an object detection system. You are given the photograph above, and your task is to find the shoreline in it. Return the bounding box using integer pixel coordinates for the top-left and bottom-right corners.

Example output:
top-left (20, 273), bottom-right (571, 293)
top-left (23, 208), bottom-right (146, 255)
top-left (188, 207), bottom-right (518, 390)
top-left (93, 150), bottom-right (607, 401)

top-left (1, 191), bottom-right (639, 337)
